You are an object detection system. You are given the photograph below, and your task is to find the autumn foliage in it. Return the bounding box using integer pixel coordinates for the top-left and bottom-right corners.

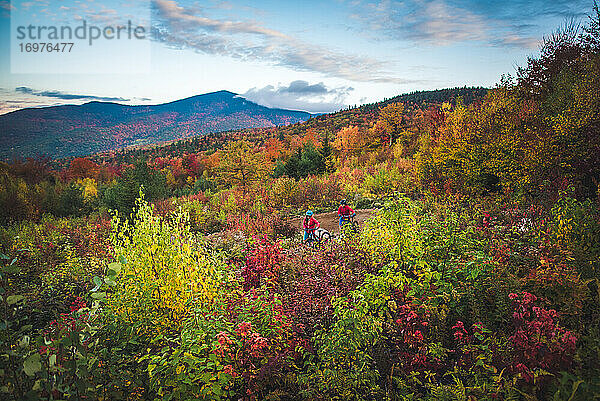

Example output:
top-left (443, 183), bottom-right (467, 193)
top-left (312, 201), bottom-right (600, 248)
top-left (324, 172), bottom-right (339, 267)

top-left (1, 7), bottom-right (600, 401)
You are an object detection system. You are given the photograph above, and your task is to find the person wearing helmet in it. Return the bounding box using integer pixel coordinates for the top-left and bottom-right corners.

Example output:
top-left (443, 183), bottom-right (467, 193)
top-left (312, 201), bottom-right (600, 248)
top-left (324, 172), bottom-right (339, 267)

top-left (338, 199), bottom-right (356, 229)
top-left (303, 210), bottom-right (321, 242)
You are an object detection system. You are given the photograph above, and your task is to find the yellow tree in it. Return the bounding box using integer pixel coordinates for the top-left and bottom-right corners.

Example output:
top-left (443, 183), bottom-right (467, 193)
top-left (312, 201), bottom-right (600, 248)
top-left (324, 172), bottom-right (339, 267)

top-left (333, 126), bottom-right (363, 164)
top-left (333, 126), bottom-right (360, 152)
top-left (216, 140), bottom-right (271, 193)
top-left (76, 177), bottom-right (98, 201)
top-left (378, 102), bottom-right (406, 147)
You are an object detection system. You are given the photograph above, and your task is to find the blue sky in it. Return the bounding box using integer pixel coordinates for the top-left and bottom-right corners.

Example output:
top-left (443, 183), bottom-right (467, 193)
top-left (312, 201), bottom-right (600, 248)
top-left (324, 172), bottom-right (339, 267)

top-left (0, 0), bottom-right (592, 114)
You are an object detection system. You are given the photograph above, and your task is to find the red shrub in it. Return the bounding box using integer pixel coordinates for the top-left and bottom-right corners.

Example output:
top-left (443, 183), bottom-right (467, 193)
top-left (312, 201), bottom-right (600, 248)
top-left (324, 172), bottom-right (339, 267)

top-left (241, 238), bottom-right (282, 290)
top-left (508, 292), bottom-right (577, 383)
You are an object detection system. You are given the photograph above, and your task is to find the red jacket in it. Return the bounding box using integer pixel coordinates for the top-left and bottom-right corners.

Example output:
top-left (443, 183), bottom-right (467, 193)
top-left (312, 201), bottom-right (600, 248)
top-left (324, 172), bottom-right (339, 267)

top-left (303, 216), bottom-right (320, 230)
top-left (338, 205), bottom-right (355, 216)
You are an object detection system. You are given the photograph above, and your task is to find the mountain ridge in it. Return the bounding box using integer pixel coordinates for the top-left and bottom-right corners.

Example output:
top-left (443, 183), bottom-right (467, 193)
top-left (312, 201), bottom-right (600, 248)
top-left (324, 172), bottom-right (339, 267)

top-left (0, 90), bottom-right (313, 160)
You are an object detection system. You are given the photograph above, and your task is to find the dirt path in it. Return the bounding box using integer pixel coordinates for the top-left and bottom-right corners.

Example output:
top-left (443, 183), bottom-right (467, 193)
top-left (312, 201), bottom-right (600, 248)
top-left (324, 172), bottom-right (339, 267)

top-left (289, 209), bottom-right (377, 236)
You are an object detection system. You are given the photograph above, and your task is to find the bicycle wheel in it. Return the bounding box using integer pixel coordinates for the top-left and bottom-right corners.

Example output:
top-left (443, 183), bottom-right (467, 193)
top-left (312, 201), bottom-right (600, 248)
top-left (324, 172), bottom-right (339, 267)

top-left (320, 231), bottom-right (332, 242)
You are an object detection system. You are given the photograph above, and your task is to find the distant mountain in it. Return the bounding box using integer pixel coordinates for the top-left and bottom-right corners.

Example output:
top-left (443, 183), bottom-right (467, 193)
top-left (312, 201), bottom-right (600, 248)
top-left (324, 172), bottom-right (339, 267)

top-left (0, 90), bottom-right (313, 160)
top-left (92, 86), bottom-right (489, 165)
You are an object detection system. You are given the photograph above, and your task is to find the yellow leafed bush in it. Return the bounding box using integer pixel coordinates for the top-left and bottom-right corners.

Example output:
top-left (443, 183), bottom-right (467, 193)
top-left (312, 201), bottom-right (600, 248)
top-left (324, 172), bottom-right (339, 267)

top-left (107, 195), bottom-right (225, 336)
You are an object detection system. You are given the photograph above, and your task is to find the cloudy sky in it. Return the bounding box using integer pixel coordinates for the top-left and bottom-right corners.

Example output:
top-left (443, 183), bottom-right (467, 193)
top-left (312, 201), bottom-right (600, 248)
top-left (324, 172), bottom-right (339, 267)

top-left (0, 0), bottom-right (592, 114)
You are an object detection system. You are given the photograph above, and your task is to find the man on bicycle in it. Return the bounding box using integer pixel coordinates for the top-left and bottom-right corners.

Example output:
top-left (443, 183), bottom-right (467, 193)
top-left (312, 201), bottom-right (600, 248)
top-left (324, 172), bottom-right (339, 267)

top-left (303, 210), bottom-right (321, 242)
top-left (338, 199), bottom-right (356, 230)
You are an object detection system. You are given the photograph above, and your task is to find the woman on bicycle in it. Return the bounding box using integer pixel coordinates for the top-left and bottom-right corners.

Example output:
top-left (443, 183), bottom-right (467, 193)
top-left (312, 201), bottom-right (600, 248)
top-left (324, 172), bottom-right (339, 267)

top-left (303, 210), bottom-right (321, 242)
top-left (338, 199), bottom-right (356, 230)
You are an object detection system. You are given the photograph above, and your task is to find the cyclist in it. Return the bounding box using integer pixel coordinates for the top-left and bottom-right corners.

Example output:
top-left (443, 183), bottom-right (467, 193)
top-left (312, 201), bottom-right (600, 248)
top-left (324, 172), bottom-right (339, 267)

top-left (303, 210), bottom-right (321, 242)
top-left (338, 199), bottom-right (356, 230)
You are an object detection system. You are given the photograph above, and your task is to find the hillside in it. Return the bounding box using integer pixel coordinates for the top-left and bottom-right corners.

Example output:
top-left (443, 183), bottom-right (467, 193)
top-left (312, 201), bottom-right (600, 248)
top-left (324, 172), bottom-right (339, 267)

top-left (89, 86), bottom-right (488, 164)
top-left (0, 90), bottom-right (312, 160)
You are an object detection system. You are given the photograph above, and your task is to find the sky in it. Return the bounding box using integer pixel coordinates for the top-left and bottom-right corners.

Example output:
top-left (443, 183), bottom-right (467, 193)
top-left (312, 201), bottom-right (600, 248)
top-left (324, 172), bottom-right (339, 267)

top-left (0, 0), bottom-right (593, 114)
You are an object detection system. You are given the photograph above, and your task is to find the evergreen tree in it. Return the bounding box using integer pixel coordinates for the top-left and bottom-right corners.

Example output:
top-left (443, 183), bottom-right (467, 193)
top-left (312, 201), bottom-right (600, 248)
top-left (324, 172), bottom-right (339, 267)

top-left (103, 161), bottom-right (167, 217)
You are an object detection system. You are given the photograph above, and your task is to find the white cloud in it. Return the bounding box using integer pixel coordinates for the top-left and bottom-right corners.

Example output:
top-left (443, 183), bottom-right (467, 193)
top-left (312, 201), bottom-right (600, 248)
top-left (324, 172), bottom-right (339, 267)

top-left (342, 0), bottom-right (587, 49)
top-left (243, 80), bottom-right (354, 113)
top-left (152, 0), bottom-right (416, 84)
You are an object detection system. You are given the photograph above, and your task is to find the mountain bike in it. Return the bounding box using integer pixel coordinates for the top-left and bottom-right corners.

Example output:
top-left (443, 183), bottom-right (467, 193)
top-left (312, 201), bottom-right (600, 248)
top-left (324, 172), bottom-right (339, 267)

top-left (304, 227), bottom-right (332, 248)
top-left (340, 214), bottom-right (359, 235)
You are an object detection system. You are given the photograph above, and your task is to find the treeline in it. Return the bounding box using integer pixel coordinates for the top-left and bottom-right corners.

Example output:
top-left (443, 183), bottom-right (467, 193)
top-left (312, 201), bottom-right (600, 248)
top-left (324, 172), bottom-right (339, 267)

top-left (0, 158), bottom-right (168, 223)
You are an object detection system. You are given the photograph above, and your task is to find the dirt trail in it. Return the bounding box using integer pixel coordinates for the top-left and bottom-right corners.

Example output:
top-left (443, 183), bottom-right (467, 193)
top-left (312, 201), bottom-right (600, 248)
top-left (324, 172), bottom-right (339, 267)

top-left (289, 209), bottom-right (377, 236)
